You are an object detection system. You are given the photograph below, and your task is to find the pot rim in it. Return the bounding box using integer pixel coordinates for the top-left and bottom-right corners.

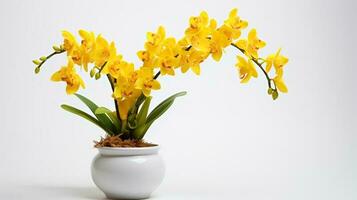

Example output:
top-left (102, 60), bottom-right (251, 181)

top-left (97, 145), bottom-right (160, 156)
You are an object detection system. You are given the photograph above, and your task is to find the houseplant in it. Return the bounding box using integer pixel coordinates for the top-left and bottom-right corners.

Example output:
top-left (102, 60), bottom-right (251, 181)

top-left (33, 8), bottom-right (288, 199)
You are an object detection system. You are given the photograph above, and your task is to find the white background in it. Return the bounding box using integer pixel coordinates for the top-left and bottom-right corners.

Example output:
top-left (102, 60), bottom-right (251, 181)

top-left (0, 0), bottom-right (356, 199)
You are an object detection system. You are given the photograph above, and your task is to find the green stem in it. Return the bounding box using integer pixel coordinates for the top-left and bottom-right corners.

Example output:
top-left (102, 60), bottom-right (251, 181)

top-left (230, 43), bottom-right (272, 89)
top-left (98, 61), bottom-right (108, 73)
top-left (36, 50), bottom-right (65, 69)
top-left (107, 75), bottom-right (121, 130)
top-left (154, 71), bottom-right (161, 79)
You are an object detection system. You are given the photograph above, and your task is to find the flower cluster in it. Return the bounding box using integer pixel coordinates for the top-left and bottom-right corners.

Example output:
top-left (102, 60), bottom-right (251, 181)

top-left (33, 8), bottom-right (289, 120)
top-left (137, 9), bottom-right (248, 76)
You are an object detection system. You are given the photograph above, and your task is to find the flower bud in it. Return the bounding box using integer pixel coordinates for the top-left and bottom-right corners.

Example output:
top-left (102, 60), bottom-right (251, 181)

top-left (40, 56), bottom-right (47, 61)
top-left (52, 45), bottom-right (61, 52)
top-left (34, 67), bottom-right (40, 74)
top-left (272, 90), bottom-right (279, 100)
top-left (268, 88), bottom-right (273, 95)
top-left (32, 60), bottom-right (41, 65)
top-left (95, 73), bottom-right (101, 80)
top-left (90, 68), bottom-right (96, 78)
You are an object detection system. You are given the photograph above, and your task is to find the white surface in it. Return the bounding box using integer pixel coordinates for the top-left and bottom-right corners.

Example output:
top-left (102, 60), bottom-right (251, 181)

top-left (0, 0), bottom-right (356, 199)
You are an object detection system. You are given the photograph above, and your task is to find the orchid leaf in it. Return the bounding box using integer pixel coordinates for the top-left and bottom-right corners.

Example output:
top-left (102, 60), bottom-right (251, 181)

top-left (137, 96), bottom-right (152, 127)
top-left (61, 104), bottom-right (115, 135)
top-left (146, 91), bottom-right (186, 124)
top-left (133, 91), bottom-right (186, 139)
top-left (95, 107), bottom-right (121, 130)
top-left (74, 93), bottom-right (117, 133)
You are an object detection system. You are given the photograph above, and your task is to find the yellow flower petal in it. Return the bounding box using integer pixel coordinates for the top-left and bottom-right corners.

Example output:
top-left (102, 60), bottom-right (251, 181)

top-left (275, 79), bottom-right (288, 93)
top-left (248, 29), bottom-right (257, 43)
top-left (142, 88), bottom-right (151, 97)
top-left (249, 60), bottom-right (258, 78)
top-left (50, 70), bottom-right (62, 82)
top-left (212, 49), bottom-right (222, 61)
top-left (265, 54), bottom-right (274, 72)
top-left (118, 100), bottom-right (131, 120)
top-left (236, 39), bottom-right (247, 50)
top-left (79, 76), bottom-right (85, 89)
top-left (229, 8), bottom-right (238, 19)
top-left (209, 19), bottom-right (217, 30)
top-left (181, 65), bottom-right (189, 73)
top-left (191, 65), bottom-right (200, 75)
top-left (274, 69), bottom-right (288, 93)
top-left (157, 26), bottom-right (166, 39)
top-left (240, 73), bottom-right (251, 83)
top-left (152, 80), bottom-right (161, 90)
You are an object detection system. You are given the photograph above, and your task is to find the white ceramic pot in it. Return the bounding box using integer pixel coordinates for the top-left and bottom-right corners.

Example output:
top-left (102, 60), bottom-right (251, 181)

top-left (91, 146), bottom-right (165, 199)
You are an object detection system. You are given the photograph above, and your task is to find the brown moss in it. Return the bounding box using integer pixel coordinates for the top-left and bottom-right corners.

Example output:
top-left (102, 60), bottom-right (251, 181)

top-left (94, 135), bottom-right (157, 148)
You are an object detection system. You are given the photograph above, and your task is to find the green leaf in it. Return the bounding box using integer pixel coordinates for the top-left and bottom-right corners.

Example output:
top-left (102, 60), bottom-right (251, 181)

top-left (137, 96), bottom-right (152, 127)
top-left (135, 94), bottom-right (147, 108)
top-left (95, 107), bottom-right (112, 114)
top-left (133, 91), bottom-right (186, 139)
top-left (127, 117), bottom-right (137, 129)
top-left (109, 112), bottom-right (121, 129)
top-left (74, 93), bottom-right (117, 133)
top-left (95, 107), bottom-right (121, 130)
top-left (61, 104), bottom-right (115, 135)
top-left (146, 91), bottom-right (186, 123)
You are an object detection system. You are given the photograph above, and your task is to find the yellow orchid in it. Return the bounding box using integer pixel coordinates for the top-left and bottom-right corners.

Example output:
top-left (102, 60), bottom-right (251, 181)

top-left (156, 38), bottom-right (180, 76)
top-left (137, 26), bottom-right (167, 69)
top-left (216, 25), bottom-right (231, 43)
top-left (236, 29), bottom-right (266, 58)
top-left (101, 43), bottom-right (126, 78)
top-left (184, 11), bottom-right (213, 52)
top-left (62, 30), bottom-right (78, 54)
top-left (93, 35), bottom-right (113, 67)
top-left (135, 68), bottom-right (161, 96)
top-left (51, 57), bottom-right (85, 94)
top-left (62, 31), bottom-right (83, 66)
top-left (145, 26), bottom-right (166, 54)
top-left (121, 63), bottom-right (137, 81)
top-left (189, 32), bottom-right (211, 52)
top-left (137, 50), bottom-right (158, 69)
top-left (69, 46), bottom-right (83, 66)
top-left (224, 8), bottom-right (248, 39)
top-left (265, 48), bottom-right (289, 73)
top-left (235, 56), bottom-right (258, 83)
top-left (178, 33), bottom-right (209, 75)
top-left (185, 11), bottom-right (209, 34)
top-left (34, 8), bottom-right (290, 141)
top-left (159, 58), bottom-right (176, 75)
top-left (273, 69), bottom-right (288, 93)
top-left (112, 63), bottom-right (139, 100)
top-left (102, 54), bottom-right (124, 78)
top-left (247, 29), bottom-right (266, 53)
top-left (209, 40), bottom-right (223, 61)
top-left (179, 48), bottom-right (208, 75)
top-left (79, 30), bottom-right (96, 48)
top-left (137, 50), bottom-right (149, 62)
top-left (209, 28), bottom-right (230, 61)
top-left (78, 30), bottom-right (96, 71)
top-left (113, 76), bottom-right (136, 100)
